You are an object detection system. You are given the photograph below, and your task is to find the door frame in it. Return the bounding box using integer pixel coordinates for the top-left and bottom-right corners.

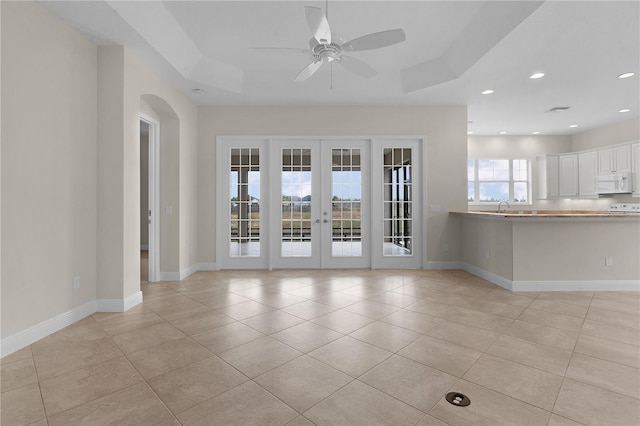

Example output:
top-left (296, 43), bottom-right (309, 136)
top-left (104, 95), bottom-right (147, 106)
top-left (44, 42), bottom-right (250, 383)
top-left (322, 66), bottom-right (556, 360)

top-left (215, 136), bottom-right (425, 270)
top-left (319, 139), bottom-right (371, 269)
top-left (140, 114), bottom-right (160, 282)
top-left (216, 137), bottom-right (270, 269)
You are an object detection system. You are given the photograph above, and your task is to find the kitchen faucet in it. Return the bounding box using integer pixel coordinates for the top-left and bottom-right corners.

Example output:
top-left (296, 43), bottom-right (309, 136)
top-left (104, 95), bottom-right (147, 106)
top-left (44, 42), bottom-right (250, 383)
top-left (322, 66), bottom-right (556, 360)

top-left (498, 200), bottom-right (510, 213)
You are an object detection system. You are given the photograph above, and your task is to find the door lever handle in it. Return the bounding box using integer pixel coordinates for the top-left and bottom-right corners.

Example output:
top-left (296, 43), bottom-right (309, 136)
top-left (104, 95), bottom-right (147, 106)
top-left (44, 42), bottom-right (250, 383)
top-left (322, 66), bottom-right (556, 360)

top-left (314, 219), bottom-right (320, 224)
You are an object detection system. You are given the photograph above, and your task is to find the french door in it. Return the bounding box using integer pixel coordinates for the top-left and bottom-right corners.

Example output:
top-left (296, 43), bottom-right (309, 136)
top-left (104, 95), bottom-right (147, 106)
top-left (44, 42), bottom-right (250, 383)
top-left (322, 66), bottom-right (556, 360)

top-left (216, 137), bottom-right (422, 270)
top-left (269, 139), bottom-right (370, 269)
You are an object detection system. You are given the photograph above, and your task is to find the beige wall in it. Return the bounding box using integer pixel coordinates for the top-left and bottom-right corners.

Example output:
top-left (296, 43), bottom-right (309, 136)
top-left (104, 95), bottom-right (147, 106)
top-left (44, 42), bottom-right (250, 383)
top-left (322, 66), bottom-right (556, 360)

top-left (1, 2), bottom-right (199, 344)
top-left (124, 51), bottom-right (199, 277)
top-left (461, 217), bottom-right (514, 280)
top-left (1, 1), bottom-right (98, 336)
top-left (571, 116), bottom-right (640, 152)
top-left (198, 106), bottom-right (468, 267)
top-left (513, 220), bottom-right (640, 281)
top-left (461, 216), bottom-right (640, 284)
top-left (97, 46), bottom-right (199, 300)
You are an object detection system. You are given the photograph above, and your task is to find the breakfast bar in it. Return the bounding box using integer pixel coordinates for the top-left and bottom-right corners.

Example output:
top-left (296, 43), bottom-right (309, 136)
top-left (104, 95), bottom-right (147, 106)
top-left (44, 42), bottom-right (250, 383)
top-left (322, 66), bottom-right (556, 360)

top-left (450, 210), bottom-right (640, 292)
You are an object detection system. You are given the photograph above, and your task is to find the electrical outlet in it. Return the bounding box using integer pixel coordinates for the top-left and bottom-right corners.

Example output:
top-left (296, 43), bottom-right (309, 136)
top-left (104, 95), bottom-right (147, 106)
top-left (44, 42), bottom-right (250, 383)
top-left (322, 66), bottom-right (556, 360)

top-left (429, 204), bottom-right (441, 213)
top-left (443, 243), bottom-right (449, 252)
top-left (485, 250), bottom-right (490, 260)
top-left (72, 276), bottom-right (80, 289)
top-left (605, 256), bottom-right (613, 266)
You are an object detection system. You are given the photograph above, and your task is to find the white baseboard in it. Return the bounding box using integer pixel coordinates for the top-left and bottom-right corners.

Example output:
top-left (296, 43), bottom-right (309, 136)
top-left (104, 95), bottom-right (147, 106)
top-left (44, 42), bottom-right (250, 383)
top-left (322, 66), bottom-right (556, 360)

top-left (1, 291), bottom-right (145, 359)
top-left (161, 263), bottom-right (218, 281)
top-left (424, 261), bottom-right (464, 270)
top-left (96, 291), bottom-right (143, 312)
top-left (460, 262), bottom-right (640, 292)
top-left (461, 263), bottom-right (513, 291)
top-left (512, 280), bottom-right (640, 292)
top-left (180, 264), bottom-right (200, 280)
top-left (1, 300), bottom-right (97, 358)
top-left (124, 291), bottom-right (144, 311)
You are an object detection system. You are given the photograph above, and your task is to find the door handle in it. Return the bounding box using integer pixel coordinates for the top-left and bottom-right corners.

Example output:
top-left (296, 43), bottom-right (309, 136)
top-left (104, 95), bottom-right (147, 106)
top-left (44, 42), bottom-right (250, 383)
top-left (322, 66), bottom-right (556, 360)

top-left (314, 219), bottom-right (320, 224)
top-left (323, 219), bottom-right (329, 223)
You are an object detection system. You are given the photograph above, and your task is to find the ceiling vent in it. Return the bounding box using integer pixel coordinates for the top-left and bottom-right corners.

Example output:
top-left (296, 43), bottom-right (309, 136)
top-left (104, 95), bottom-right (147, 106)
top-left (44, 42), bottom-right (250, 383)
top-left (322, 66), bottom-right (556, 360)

top-left (546, 106), bottom-right (571, 113)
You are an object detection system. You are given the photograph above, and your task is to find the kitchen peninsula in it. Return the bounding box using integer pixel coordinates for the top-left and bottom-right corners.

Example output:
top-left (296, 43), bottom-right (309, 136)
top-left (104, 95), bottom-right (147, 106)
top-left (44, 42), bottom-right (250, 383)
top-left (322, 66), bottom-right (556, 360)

top-left (451, 210), bottom-right (640, 292)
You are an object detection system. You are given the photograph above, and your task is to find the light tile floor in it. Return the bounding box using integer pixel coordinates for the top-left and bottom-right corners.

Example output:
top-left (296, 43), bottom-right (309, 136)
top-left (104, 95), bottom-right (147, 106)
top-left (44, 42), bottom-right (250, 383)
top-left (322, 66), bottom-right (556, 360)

top-left (2, 269), bottom-right (639, 425)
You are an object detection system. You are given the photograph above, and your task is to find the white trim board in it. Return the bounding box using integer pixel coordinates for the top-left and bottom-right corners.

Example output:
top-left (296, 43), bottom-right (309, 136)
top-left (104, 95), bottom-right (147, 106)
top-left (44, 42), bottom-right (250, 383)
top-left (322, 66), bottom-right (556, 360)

top-left (1, 294), bottom-right (143, 359)
top-left (0, 300), bottom-right (96, 358)
top-left (96, 291), bottom-right (143, 312)
top-left (460, 262), bottom-right (640, 292)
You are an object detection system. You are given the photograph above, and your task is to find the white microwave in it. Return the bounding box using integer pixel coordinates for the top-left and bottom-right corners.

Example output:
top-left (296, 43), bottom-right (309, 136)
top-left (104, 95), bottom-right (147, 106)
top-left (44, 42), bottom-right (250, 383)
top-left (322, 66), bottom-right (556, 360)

top-left (596, 173), bottom-right (632, 194)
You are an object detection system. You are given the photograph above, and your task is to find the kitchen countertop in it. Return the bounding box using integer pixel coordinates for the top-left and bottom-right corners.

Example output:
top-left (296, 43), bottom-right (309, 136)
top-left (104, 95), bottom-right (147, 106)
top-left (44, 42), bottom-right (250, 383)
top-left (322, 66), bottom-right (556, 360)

top-left (450, 210), bottom-right (640, 219)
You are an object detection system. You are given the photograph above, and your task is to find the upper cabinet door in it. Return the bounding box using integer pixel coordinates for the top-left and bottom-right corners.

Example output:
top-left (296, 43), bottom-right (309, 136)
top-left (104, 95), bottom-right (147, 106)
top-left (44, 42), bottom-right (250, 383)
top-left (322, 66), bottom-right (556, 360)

top-left (598, 144), bottom-right (632, 174)
top-left (578, 151), bottom-right (598, 197)
top-left (613, 144), bottom-right (632, 173)
top-left (597, 148), bottom-right (614, 175)
top-left (558, 154), bottom-right (578, 197)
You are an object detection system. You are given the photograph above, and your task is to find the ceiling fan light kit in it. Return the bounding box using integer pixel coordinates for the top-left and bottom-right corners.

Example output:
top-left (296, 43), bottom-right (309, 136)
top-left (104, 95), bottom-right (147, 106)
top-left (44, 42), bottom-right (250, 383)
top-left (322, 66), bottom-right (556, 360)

top-left (253, 5), bottom-right (406, 83)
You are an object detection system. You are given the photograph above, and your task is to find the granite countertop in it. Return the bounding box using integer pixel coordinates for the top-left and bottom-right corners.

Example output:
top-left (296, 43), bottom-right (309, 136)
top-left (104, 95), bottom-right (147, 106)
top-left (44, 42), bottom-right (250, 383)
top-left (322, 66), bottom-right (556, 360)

top-left (450, 210), bottom-right (640, 218)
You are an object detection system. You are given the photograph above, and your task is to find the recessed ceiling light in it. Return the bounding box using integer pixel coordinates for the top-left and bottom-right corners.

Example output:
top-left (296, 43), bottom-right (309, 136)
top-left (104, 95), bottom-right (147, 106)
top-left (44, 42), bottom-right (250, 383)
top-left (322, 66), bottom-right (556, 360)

top-left (467, 131), bottom-right (474, 135)
top-left (619, 108), bottom-right (631, 113)
top-left (569, 124), bottom-right (578, 128)
top-left (617, 72), bottom-right (635, 79)
top-left (192, 88), bottom-right (204, 94)
top-left (499, 131), bottom-right (507, 135)
top-left (481, 89), bottom-right (494, 95)
top-left (532, 131), bottom-right (541, 134)
top-left (530, 72), bottom-right (545, 79)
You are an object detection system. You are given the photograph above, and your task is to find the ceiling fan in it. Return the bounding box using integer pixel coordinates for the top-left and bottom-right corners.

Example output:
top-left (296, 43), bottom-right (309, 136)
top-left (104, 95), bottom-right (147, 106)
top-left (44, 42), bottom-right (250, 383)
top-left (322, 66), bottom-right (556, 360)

top-left (252, 5), bottom-right (406, 82)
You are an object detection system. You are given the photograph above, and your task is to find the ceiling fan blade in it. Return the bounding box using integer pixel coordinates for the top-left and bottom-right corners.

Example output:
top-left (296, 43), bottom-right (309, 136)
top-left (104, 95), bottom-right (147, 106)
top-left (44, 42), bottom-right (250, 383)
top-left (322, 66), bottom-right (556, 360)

top-left (304, 6), bottom-right (331, 44)
top-left (343, 29), bottom-right (406, 52)
top-left (337, 55), bottom-right (377, 79)
top-left (250, 47), bottom-right (309, 54)
top-left (295, 60), bottom-right (323, 82)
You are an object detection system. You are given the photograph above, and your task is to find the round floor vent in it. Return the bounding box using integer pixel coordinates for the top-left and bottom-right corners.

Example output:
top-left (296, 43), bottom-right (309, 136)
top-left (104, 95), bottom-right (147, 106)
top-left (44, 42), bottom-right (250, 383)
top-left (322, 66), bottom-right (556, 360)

top-left (445, 392), bottom-right (471, 407)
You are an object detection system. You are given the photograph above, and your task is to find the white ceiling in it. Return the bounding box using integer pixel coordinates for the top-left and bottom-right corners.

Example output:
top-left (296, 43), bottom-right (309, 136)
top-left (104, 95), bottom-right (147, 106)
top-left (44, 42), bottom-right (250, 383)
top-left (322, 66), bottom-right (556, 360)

top-left (43, 1), bottom-right (639, 136)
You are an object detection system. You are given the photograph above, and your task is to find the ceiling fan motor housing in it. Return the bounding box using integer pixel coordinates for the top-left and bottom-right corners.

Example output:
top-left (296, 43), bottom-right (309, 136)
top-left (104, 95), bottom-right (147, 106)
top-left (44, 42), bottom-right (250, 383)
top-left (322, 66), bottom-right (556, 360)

top-left (312, 41), bottom-right (344, 62)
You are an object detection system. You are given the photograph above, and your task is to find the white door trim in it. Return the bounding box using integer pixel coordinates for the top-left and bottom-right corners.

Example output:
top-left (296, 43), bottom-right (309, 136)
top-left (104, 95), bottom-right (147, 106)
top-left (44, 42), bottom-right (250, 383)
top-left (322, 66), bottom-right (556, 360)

top-left (140, 114), bottom-right (160, 282)
top-left (370, 138), bottom-right (424, 270)
top-left (216, 135), bottom-right (425, 270)
top-left (216, 137), bottom-right (270, 269)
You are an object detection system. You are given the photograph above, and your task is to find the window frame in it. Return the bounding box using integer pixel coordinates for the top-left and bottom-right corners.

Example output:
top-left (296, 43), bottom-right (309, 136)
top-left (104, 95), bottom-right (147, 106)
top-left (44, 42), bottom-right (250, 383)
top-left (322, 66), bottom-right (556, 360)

top-left (468, 158), bottom-right (532, 206)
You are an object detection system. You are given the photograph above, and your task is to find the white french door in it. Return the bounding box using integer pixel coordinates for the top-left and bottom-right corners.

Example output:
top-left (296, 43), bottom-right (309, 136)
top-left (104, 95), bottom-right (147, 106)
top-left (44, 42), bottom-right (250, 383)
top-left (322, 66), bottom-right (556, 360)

top-left (269, 139), bottom-right (370, 269)
top-left (216, 137), bottom-right (423, 270)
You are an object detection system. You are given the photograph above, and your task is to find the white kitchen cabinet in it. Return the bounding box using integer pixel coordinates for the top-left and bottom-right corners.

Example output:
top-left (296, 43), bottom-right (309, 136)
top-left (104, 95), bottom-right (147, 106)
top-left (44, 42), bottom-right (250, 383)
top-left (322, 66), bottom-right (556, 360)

top-left (598, 144), bottom-right (632, 175)
top-left (559, 154), bottom-right (578, 197)
top-left (578, 151), bottom-right (598, 197)
top-left (633, 142), bottom-right (640, 197)
top-left (537, 154), bottom-right (559, 199)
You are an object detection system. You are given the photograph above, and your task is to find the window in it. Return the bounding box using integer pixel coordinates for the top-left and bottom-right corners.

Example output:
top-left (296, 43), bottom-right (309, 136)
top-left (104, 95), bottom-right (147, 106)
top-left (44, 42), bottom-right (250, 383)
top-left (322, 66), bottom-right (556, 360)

top-left (468, 159), bottom-right (530, 204)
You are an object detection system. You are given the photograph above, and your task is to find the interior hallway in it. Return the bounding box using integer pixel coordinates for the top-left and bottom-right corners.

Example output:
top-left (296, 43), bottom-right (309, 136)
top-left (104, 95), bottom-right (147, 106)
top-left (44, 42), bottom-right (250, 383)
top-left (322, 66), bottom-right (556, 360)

top-left (1, 269), bottom-right (639, 425)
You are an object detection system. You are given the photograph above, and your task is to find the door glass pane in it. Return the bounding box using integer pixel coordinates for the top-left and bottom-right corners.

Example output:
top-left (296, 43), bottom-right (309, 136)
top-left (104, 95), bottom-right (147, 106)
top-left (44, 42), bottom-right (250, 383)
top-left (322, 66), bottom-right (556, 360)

top-left (331, 148), bottom-right (362, 257)
top-left (229, 148), bottom-right (260, 257)
top-left (282, 148), bottom-right (312, 257)
top-left (383, 147), bottom-right (412, 256)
